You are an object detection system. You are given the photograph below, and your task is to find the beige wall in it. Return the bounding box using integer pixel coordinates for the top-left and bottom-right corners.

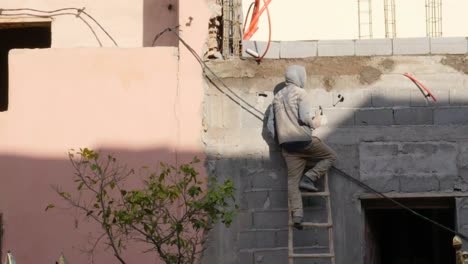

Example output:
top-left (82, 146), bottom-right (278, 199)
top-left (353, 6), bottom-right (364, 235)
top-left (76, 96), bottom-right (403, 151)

top-left (242, 0), bottom-right (468, 41)
top-left (0, 0), bottom-right (178, 47)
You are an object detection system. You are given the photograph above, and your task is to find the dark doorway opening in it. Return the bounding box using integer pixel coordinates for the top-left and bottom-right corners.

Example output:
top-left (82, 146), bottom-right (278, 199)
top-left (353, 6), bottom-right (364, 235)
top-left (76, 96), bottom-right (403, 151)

top-left (0, 22), bottom-right (51, 111)
top-left (363, 197), bottom-right (455, 264)
top-left (0, 213), bottom-right (3, 261)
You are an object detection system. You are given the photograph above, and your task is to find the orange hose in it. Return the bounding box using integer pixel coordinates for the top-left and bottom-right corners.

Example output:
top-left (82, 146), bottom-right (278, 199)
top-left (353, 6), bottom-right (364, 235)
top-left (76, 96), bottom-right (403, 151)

top-left (243, 0), bottom-right (271, 40)
top-left (256, 0), bottom-right (271, 62)
top-left (403, 73), bottom-right (438, 102)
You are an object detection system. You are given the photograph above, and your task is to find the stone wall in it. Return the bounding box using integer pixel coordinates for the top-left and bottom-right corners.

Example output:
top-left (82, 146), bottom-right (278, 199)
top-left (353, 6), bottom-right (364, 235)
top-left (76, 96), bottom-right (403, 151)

top-left (202, 53), bottom-right (468, 264)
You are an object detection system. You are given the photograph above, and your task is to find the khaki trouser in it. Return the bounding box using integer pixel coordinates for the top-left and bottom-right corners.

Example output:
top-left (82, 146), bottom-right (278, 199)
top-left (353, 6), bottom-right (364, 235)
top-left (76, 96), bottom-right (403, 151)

top-left (282, 136), bottom-right (337, 218)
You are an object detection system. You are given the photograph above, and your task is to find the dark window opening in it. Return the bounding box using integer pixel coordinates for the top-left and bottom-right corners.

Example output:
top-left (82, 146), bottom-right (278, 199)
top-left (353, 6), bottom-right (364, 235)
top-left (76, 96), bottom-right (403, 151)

top-left (363, 197), bottom-right (455, 264)
top-left (0, 22), bottom-right (51, 111)
top-left (0, 213), bottom-right (3, 261)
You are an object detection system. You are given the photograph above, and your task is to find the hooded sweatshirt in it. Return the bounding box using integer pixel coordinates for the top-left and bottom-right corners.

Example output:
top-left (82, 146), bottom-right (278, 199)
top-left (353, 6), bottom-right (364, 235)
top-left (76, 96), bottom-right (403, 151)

top-left (267, 65), bottom-right (314, 150)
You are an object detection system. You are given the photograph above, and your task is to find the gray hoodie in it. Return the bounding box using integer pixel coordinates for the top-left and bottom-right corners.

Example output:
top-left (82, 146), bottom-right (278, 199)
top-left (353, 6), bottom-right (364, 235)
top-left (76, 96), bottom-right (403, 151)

top-left (267, 65), bottom-right (314, 149)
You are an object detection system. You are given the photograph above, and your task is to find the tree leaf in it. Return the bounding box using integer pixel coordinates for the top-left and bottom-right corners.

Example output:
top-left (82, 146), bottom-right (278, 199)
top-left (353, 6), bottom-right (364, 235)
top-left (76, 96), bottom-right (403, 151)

top-left (45, 204), bottom-right (55, 211)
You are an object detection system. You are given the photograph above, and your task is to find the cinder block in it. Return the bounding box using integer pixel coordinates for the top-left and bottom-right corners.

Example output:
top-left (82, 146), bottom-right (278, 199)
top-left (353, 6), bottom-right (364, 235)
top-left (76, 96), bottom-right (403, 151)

top-left (253, 210), bottom-right (288, 229)
top-left (239, 211), bottom-right (254, 229)
top-left (242, 40), bottom-right (280, 59)
top-left (434, 108), bottom-right (468, 125)
top-left (321, 108), bottom-right (355, 127)
top-left (318, 40), bottom-right (355, 57)
top-left (394, 108), bottom-right (433, 125)
top-left (431, 37), bottom-right (468, 54)
top-left (450, 88), bottom-right (468, 106)
top-left (222, 95), bottom-right (242, 129)
top-left (280, 41), bottom-right (317, 58)
top-left (410, 89), bottom-right (447, 107)
top-left (239, 250), bottom-right (254, 264)
top-left (361, 178), bottom-right (400, 193)
top-left (243, 191), bottom-right (269, 209)
top-left (393, 38), bottom-right (430, 55)
top-left (306, 89), bottom-right (333, 108)
top-left (440, 176), bottom-right (468, 192)
top-left (331, 89), bottom-right (372, 108)
top-left (400, 177), bottom-right (439, 192)
top-left (254, 248), bottom-right (288, 264)
top-left (431, 89), bottom-right (450, 106)
top-left (251, 170), bottom-right (287, 190)
top-left (275, 230), bottom-right (288, 247)
top-left (458, 142), bottom-right (468, 169)
top-left (355, 109), bottom-right (393, 126)
top-left (293, 228), bottom-right (329, 248)
top-left (206, 94), bottom-right (224, 128)
top-left (239, 230), bottom-right (277, 249)
top-left (355, 39), bottom-right (393, 56)
top-left (268, 190), bottom-right (288, 209)
top-left (371, 88), bottom-right (411, 107)
top-left (360, 142), bottom-right (458, 179)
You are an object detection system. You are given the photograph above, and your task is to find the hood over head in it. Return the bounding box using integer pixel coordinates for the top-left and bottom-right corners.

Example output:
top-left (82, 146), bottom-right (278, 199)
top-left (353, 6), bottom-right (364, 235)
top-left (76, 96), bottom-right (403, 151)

top-left (285, 65), bottom-right (307, 88)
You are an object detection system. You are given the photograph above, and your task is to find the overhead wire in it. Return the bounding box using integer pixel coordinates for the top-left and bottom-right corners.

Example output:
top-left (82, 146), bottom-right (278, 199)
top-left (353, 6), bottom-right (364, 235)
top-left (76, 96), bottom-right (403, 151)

top-left (153, 27), bottom-right (264, 121)
top-left (242, 2), bottom-right (256, 35)
top-left (0, 12), bottom-right (103, 47)
top-left (332, 166), bottom-right (468, 241)
top-left (0, 8), bottom-right (118, 46)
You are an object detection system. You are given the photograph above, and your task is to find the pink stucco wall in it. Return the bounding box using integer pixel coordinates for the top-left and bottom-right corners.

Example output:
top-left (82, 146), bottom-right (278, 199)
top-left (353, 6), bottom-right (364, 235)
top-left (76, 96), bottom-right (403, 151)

top-left (0, 47), bottom-right (204, 263)
top-left (0, 0), bottom-right (213, 261)
top-left (0, 0), bottom-right (178, 48)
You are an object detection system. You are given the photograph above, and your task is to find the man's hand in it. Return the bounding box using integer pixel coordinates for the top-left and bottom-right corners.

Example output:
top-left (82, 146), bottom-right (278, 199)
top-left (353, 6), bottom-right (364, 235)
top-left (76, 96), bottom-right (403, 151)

top-left (312, 109), bottom-right (322, 128)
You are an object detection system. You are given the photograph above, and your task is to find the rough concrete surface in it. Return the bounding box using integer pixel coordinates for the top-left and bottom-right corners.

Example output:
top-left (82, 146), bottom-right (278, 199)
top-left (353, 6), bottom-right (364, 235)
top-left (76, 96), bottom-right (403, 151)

top-left (441, 55), bottom-right (468, 74)
top-left (202, 55), bottom-right (468, 264)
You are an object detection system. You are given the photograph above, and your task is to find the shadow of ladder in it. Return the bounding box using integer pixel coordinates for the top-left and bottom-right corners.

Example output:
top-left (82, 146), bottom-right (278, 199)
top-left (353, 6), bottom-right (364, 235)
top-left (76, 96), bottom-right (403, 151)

top-left (288, 172), bottom-right (335, 264)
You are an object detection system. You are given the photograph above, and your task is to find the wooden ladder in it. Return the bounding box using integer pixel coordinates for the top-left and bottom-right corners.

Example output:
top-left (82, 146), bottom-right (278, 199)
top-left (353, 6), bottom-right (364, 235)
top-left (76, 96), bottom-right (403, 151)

top-left (288, 173), bottom-right (335, 264)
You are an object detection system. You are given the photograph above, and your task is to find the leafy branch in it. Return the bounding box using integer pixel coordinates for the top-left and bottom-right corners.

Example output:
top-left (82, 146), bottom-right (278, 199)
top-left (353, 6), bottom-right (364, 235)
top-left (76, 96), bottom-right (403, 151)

top-left (47, 148), bottom-right (237, 264)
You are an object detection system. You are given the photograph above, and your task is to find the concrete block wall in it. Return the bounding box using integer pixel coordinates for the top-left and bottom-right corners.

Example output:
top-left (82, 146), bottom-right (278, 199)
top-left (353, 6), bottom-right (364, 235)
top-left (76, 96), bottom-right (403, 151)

top-left (242, 37), bottom-right (467, 58)
top-left (202, 55), bottom-right (468, 264)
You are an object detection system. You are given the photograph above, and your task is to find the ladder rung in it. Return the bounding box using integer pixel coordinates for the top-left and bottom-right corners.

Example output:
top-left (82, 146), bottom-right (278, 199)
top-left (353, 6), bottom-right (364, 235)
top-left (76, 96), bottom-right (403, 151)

top-left (289, 253), bottom-right (334, 258)
top-left (301, 222), bottom-right (332, 228)
top-left (301, 191), bottom-right (329, 197)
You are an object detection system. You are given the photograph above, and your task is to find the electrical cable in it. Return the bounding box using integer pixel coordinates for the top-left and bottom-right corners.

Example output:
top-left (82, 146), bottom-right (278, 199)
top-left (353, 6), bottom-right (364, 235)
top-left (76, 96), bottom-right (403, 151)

top-left (242, 2), bottom-right (255, 36)
top-left (256, 0), bottom-right (271, 62)
top-left (154, 26), bottom-right (468, 243)
top-left (332, 166), bottom-right (468, 241)
top-left (153, 27), bottom-right (264, 120)
top-left (0, 8), bottom-right (118, 46)
top-left (0, 12), bottom-right (103, 47)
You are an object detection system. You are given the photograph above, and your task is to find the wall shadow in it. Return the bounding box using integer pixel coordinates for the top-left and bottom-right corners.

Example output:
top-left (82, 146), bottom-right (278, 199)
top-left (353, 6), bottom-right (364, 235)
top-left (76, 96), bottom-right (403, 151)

top-left (0, 147), bottom-right (202, 263)
top-left (203, 76), bottom-right (468, 264)
top-left (143, 0), bottom-right (179, 47)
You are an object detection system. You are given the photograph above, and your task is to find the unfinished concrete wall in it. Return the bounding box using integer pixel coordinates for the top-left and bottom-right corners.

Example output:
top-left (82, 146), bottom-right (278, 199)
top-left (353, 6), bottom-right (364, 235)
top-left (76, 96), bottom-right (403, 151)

top-left (202, 53), bottom-right (468, 263)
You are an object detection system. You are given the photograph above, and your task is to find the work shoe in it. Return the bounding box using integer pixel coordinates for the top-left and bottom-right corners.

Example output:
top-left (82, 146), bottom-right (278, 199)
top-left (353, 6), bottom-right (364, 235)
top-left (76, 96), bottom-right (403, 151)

top-left (299, 176), bottom-right (319, 192)
top-left (292, 216), bottom-right (303, 230)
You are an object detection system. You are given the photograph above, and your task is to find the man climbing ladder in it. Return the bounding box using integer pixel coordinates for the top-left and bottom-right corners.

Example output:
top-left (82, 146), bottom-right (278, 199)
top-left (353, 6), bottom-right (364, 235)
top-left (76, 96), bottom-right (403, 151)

top-left (267, 65), bottom-right (337, 229)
